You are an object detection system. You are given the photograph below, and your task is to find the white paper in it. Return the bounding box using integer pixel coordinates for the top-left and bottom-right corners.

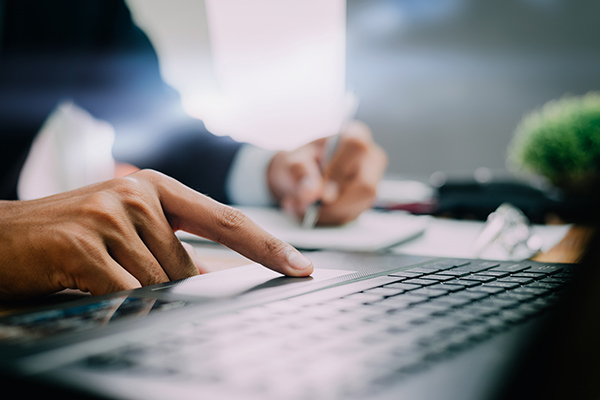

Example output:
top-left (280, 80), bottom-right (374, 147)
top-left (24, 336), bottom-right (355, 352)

top-left (177, 207), bottom-right (430, 251)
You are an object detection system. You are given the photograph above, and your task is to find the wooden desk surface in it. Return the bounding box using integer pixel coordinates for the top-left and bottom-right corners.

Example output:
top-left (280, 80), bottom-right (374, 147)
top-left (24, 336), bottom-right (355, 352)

top-left (531, 225), bottom-right (594, 264)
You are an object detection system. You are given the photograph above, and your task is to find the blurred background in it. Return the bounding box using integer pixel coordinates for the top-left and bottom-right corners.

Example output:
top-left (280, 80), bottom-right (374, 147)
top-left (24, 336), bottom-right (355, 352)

top-left (128, 0), bottom-right (600, 181)
top-left (345, 0), bottom-right (600, 181)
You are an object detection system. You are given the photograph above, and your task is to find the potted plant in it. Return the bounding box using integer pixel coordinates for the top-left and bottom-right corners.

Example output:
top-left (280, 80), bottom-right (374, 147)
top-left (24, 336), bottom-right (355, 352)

top-left (507, 92), bottom-right (600, 198)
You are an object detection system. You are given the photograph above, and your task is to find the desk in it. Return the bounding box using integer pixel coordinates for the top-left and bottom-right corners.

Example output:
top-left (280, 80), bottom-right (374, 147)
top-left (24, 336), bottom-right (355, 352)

top-left (531, 225), bottom-right (595, 263)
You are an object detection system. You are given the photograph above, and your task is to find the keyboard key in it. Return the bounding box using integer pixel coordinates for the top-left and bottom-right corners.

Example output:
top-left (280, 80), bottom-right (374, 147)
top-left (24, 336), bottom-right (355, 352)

top-left (460, 261), bottom-right (501, 272)
top-left (388, 271), bottom-right (423, 279)
top-left (446, 279), bottom-right (482, 288)
top-left (463, 323), bottom-right (494, 341)
top-left (497, 309), bottom-right (526, 324)
top-left (513, 303), bottom-right (543, 317)
top-left (442, 309), bottom-right (483, 325)
top-left (468, 286), bottom-right (505, 295)
top-left (554, 272), bottom-right (574, 279)
top-left (437, 270), bottom-right (471, 277)
top-left (411, 302), bottom-right (453, 315)
top-left (527, 264), bottom-right (564, 275)
top-left (422, 260), bottom-right (471, 269)
top-left (381, 294), bottom-right (428, 308)
top-left (512, 272), bottom-right (545, 280)
top-left (343, 293), bottom-right (384, 304)
top-left (418, 275), bottom-right (455, 282)
top-left (461, 275), bottom-right (496, 283)
top-left (497, 276), bottom-right (534, 285)
top-left (402, 278), bottom-right (439, 287)
top-left (477, 270), bottom-right (510, 278)
top-left (452, 290), bottom-right (489, 301)
top-left (485, 281), bottom-right (521, 290)
top-left (460, 303), bottom-right (499, 318)
top-left (484, 316), bottom-right (508, 332)
top-left (430, 296), bottom-right (472, 308)
top-left (383, 282), bottom-right (421, 292)
top-left (526, 281), bottom-right (561, 290)
top-left (427, 283), bottom-right (465, 293)
top-left (364, 287), bottom-right (404, 297)
top-left (477, 297), bottom-right (519, 310)
top-left (444, 260), bottom-right (472, 267)
top-left (441, 262), bottom-right (499, 276)
top-left (494, 292), bottom-right (535, 303)
top-left (409, 288), bottom-right (449, 299)
top-left (403, 267), bottom-right (442, 275)
top-left (540, 277), bottom-right (569, 284)
top-left (488, 263), bottom-right (531, 273)
top-left (406, 261), bottom-right (463, 274)
top-left (511, 286), bottom-right (548, 296)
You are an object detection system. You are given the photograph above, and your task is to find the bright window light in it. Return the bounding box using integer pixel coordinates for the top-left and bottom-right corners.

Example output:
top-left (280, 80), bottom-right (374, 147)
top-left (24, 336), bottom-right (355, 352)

top-left (128, 0), bottom-right (347, 150)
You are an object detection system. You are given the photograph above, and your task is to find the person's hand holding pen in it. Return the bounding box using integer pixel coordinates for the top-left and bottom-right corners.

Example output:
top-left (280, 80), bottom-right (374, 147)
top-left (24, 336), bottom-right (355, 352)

top-left (267, 118), bottom-right (387, 227)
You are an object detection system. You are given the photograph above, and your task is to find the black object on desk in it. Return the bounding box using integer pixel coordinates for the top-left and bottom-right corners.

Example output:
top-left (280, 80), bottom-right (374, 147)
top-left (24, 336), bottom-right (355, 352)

top-left (435, 179), bottom-right (597, 224)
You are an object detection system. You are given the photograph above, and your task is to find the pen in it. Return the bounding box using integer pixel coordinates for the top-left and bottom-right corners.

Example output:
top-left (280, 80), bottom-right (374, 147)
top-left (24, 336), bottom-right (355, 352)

top-left (301, 94), bottom-right (359, 229)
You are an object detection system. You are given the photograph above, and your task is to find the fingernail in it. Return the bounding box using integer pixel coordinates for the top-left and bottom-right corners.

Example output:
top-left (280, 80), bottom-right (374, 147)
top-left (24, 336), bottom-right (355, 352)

top-left (287, 250), bottom-right (313, 272)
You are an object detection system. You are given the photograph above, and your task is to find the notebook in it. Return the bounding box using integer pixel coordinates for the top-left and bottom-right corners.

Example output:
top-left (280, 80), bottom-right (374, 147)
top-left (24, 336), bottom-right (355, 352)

top-left (0, 240), bottom-right (595, 399)
top-left (177, 207), bottom-right (430, 251)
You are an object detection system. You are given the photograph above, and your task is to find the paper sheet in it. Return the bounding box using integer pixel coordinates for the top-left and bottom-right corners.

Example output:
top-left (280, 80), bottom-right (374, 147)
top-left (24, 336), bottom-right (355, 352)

top-left (177, 206), bottom-right (430, 251)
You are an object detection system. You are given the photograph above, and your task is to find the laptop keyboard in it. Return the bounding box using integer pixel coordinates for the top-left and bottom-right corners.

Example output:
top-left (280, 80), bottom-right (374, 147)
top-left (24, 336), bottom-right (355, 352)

top-left (80, 259), bottom-right (572, 399)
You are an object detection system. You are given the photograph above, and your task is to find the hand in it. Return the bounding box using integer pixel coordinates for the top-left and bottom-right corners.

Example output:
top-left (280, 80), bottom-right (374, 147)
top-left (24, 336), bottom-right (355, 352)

top-left (0, 170), bottom-right (313, 300)
top-left (267, 121), bottom-right (387, 226)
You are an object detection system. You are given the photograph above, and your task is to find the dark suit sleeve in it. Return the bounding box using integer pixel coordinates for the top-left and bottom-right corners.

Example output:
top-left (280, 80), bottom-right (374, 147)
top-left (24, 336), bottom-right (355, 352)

top-left (0, 0), bottom-right (243, 202)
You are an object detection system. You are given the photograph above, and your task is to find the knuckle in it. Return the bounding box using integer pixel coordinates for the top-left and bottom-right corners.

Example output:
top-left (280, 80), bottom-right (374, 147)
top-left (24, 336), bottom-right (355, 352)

top-left (122, 169), bottom-right (166, 194)
top-left (106, 176), bottom-right (159, 221)
top-left (83, 191), bottom-right (121, 218)
top-left (328, 161), bottom-right (357, 182)
top-left (215, 206), bottom-right (247, 232)
top-left (116, 174), bottom-right (146, 194)
top-left (81, 192), bottom-right (131, 235)
top-left (133, 168), bottom-right (165, 182)
top-left (289, 161), bottom-right (308, 179)
top-left (358, 181), bottom-right (378, 200)
top-left (343, 135), bottom-right (369, 157)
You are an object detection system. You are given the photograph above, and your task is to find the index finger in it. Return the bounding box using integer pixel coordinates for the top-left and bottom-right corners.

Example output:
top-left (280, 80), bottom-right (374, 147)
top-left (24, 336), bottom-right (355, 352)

top-left (148, 171), bottom-right (314, 277)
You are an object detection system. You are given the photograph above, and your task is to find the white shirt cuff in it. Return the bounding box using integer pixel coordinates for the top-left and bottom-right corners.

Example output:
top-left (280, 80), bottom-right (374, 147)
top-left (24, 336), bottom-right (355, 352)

top-left (226, 144), bottom-right (277, 206)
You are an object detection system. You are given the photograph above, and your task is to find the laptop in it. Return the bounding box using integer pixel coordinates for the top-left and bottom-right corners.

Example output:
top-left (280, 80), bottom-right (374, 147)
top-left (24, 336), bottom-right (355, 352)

top-left (0, 233), bottom-right (597, 400)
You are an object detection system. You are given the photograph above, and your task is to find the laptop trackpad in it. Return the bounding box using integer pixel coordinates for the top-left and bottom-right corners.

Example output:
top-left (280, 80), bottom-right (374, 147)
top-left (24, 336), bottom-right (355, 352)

top-left (156, 264), bottom-right (356, 299)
